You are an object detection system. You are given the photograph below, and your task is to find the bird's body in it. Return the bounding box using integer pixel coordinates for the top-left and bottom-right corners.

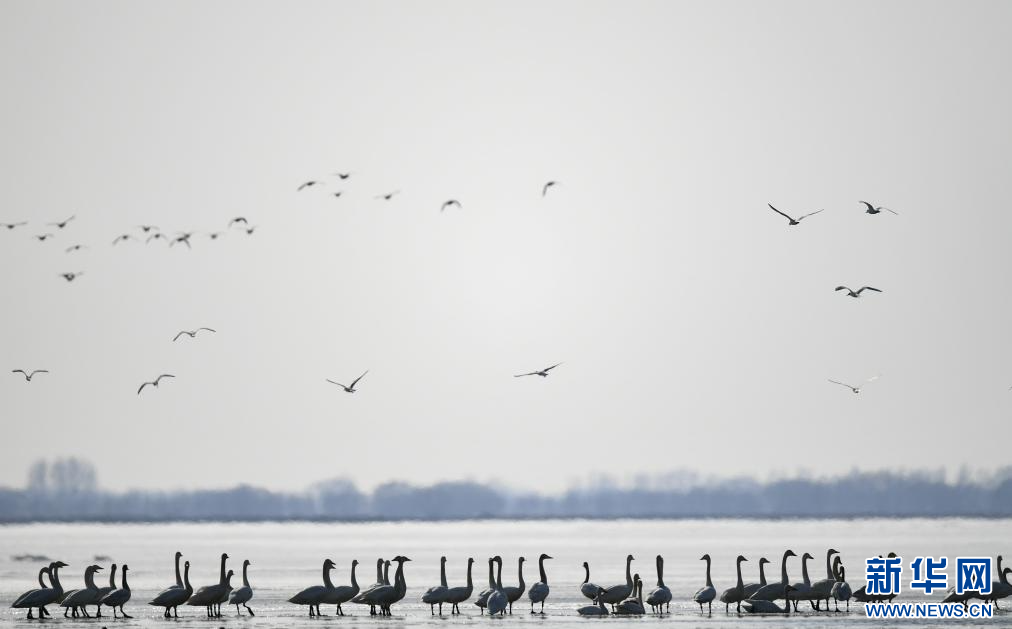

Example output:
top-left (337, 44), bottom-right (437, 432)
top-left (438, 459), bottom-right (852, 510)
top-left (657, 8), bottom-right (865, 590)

top-left (615, 575), bottom-right (645, 614)
top-left (149, 560), bottom-right (192, 617)
top-left (65, 244), bottom-right (86, 253)
top-left (94, 564), bottom-right (117, 616)
top-left (137, 225), bottom-right (159, 233)
top-left (12, 369), bottom-right (48, 382)
top-left (742, 586), bottom-right (796, 614)
top-left (514, 362), bottom-right (562, 378)
top-left (1, 221), bottom-right (27, 230)
top-left (112, 234), bottom-right (135, 245)
top-left (60, 272), bottom-right (83, 282)
top-left (61, 565), bottom-right (103, 618)
top-left (173, 328), bottom-right (216, 342)
top-left (577, 588), bottom-right (609, 616)
top-left (542, 181), bottom-right (558, 197)
top-left (376, 191), bottom-right (400, 201)
top-left (501, 556), bottom-right (526, 613)
top-left (187, 554), bottom-right (230, 618)
top-left (16, 562), bottom-right (67, 619)
top-left (750, 550), bottom-right (796, 601)
top-left (170, 234), bottom-right (192, 248)
top-left (719, 555), bottom-right (749, 613)
top-left (289, 559), bottom-right (336, 616)
top-left (228, 217), bottom-right (248, 228)
top-left (443, 558), bottom-right (474, 615)
top-left (528, 554), bottom-right (552, 614)
top-left (768, 203), bottom-right (823, 225)
top-left (228, 560), bottom-right (254, 616)
top-left (580, 562), bottom-right (601, 601)
top-left (830, 560), bottom-right (852, 611)
top-left (486, 557), bottom-right (509, 616)
top-left (599, 554), bottom-right (635, 608)
top-left (327, 370), bottom-right (368, 393)
top-left (421, 556), bottom-right (449, 615)
top-left (322, 559), bottom-right (359, 616)
top-left (860, 201), bottom-right (898, 215)
top-left (829, 375), bottom-right (879, 394)
top-left (787, 552), bottom-right (815, 610)
top-left (835, 285), bottom-right (882, 298)
top-left (49, 216), bottom-right (75, 229)
top-left (297, 181), bottom-right (318, 191)
top-left (138, 374), bottom-right (175, 394)
top-left (646, 555), bottom-right (672, 613)
top-left (810, 549), bottom-right (840, 611)
top-left (147, 233), bottom-right (168, 244)
top-left (693, 554), bottom-right (716, 613)
top-left (440, 199), bottom-right (462, 212)
top-left (100, 564), bottom-right (132, 619)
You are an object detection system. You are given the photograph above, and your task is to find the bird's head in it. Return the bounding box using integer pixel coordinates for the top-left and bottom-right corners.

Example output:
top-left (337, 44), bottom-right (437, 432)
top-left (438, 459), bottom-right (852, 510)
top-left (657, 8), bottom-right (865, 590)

top-left (699, 554), bottom-right (710, 562)
top-left (785, 550), bottom-right (797, 558)
top-left (737, 555), bottom-right (748, 563)
top-left (540, 554), bottom-right (553, 561)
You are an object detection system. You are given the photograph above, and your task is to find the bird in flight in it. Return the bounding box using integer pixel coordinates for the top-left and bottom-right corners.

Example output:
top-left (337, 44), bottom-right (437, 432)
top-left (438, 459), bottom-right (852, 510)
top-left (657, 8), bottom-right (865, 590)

top-left (515, 363), bottom-right (563, 378)
top-left (65, 244), bottom-right (87, 253)
top-left (170, 233), bottom-right (192, 248)
top-left (208, 232), bottom-right (223, 240)
top-left (12, 369), bottom-right (48, 382)
top-left (376, 191), bottom-right (400, 201)
top-left (112, 234), bottom-right (136, 245)
top-left (60, 272), bottom-right (83, 282)
top-left (48, 216), bottom-right (75, 229)
top-left (244, 226), bottom-right (257, 235)
top-left (138, 374), bottom-right (175, 395)
top-left (542, 181), bottom-right (558, 197)
top-left (327, 371), bottom-right (368, 393)
top-left (768, 203), bottom-right (824, 225)
top-left (146, 233), bottom-right (169, 244)
top-left (228, 217), bottom-right (248, 228)
top-left (1, 221), bottom-right (27, 230)
top-left (333, 172), bottom-right (352, 180)
top-left (35, 233), bottom-right (55, 241)
top-left (835, 285), bottom-right (882, 298)
top-left (441, 199), bottom-right (462, 212)
top-left (173, 327), bottom-right (216, 342)
top-left (137, 225), bottom-right (159, 233)
top-left (332, 191), bottom-right (344, 198)
top-left (859, 201), bottom-right (898, 215)
top-left (297, 180), bottom-right (318, 191)
top-left (828, 375), bottom-right (880, 394)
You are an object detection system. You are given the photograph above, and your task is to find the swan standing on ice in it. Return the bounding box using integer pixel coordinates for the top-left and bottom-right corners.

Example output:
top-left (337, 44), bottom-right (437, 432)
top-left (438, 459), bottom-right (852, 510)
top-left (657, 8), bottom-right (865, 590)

top-left (646, 555), bottom-right (672, 613)
top-left (323, 559), bottom-right (359, 616)
top-left (100, 564), bottom-right (132, 618)
top-left (599, 554), bottom-right (635, 610)
top-left (486, 556), bottom-right (509, 616)
top-left (444, 557), bottom-right (474, 615)
top-left (502, 556), bottom-right (526, 613)
top-left (187, 553), bottom-right (230, 617)
top-left (810, 549), bottom-right (839, 610)
top-left (719, 555), bottom-right (748, 612)
top-left (61, 564), bottom-right (103, 618)
top-left (475, 557), bottom-right (496, 613)
top-left (693, 554), bottom-right (716, 613)
top-left (352, 558), bottom-right (387, 614)
top-left (366, 555), bottom-right (410, 615)
top-left (750, 550), bottom-right (796, 601)
top-left (422, 556), bottom-right (450, 615)
top-left (787, 552), bottom-right (815, 610)
top-left (228, 559), bottom-right (254, 616)
top-left (149, 560), bottom-right (192, 617)
top-left (831, 558), bottom-right (852, 611)
top-left (94, 564), bottom-right (117, 617)
top-left (528, 553), bottom-right (552, 614)
top-left (12, 563), bottom-right (63, 619)
top-left (580, 562), bottom-right (601, 601)
top-left (289, 558), bottom-right (336, 616)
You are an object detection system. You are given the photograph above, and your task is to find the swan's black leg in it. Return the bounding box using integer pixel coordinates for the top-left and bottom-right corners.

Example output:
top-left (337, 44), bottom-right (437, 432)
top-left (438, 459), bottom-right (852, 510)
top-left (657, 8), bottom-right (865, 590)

top-left (245, 604), bottom-right (254, 616)
top-left (27, 609), bottom-right (34, 620)
top-left (121, 605), bottom-right (132, 619)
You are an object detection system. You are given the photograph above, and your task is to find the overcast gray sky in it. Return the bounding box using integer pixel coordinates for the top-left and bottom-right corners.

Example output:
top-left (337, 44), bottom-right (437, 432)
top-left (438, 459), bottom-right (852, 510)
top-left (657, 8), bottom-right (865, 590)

top-left (2, 0), bottom-right (1011, 493)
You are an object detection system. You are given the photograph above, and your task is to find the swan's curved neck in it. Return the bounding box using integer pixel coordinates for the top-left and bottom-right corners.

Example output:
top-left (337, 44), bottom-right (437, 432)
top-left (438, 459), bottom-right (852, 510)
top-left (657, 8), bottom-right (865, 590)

top-left (465, 560), bottom-right (473, 588)
top-left (174, 553), bottom-right (183, 588)
top-left (85, 568), bottom-right (99, 590)
top-left (383, 562), bottom-right (390, 585)
top-left (121, 567), bottom-right (130, 591)
top-left (323, 563), bottom-right (334, 589)
top-left (780, 554), bottom-right (790, 585)
top-left (626, 557), bottom-right (633, 587)
top-left (704, 557), bottom-right (713, 588)
top-left (801, 556), bottom-right (811, 584)
top-left (487, 560), bottom-right (495, 589)
top-left (735, 558), bottom-right (744, 590)
top-left (350, 562), bottom-right (358, 588)
top-left (242, 563), bottom-right (250, 588)
top-left (539, 557), bottom-right (548, 584)
top-left (440, 558), bottom-right (447, 588)
top-left (583, 564), bottom-right (590, 585)
top-left (183, 563), bottom-right (192, 593)
top-left (759, 561), bottom-right (768, 585)
top-left (218, 555), bottom-right (228, 585)
top-left (656, 557), bottom-right (665, 587)
top-left (51, 565), bottom-right (63, 595)
top-left (495, 559), bottom-right (503, 590)
top-left (109, 564), bottom-right (117, 588)
top-left (393, 560), bottom-right (407, 595)
top-left (517, 559), bottom-right (525, 588)
top-left (38, 568), bottom-right (48, 589)
top-left (375, 559), bottom-right (383, 584)
top-left (825, 551), bottom-right (835, 580)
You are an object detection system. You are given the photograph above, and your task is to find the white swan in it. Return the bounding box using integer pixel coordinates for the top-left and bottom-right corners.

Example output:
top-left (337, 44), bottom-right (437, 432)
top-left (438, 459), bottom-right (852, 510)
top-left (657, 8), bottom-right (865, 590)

top-left (475, 557), bottom-right (496, 613)
top-left (187, 553), bottom-right (230, 618)
top-left (61, 564), bottom-right (103, 618)
top-left (580, 561), bottom-right (601, 601)
top-left (830, 558), bottom-right (852, 611)
top-left (486, 556), bottom-right (509, 616)
top-left (528, 553), bottom-right (552, 614)
top-left (149, 560), bottom-right (191, 617)
top-left (323, 559), bottom-right (359, 616)
top-left (693, 554), bottom-right (716, 612)
top-left (810, 548), bottom-right (840, 610)
top-left (422, 556), bottom-right (450, 615)
top-left (228, 559), bottom-right (254, 616)
top-left (646, 554), bottom-right (672, 613)
top-left (352, 558), bottom-right (387, 614)
top-left (502, 556), bottom-right (526, 613)
top-left (742, 585), bottom-right (797, 614)
top-left (444, 557), bottom-right (474, 615)
top-left (719, 555), bottom-right (748, 612)
top-left (749, 549), bottom-right (796, 601)
top-left (742, 557), bottom-right (769, 597)
top-left (289, 558), bottom-right (336, 617)
top-left (12, 564), bottom-right (52, 619)
top-left (577, 588), bottom-right (609, 616)
top-left (94, 563), bottom-right (116, 617)
top-left (599, 554), bottom-right (635, 608)
top-left (100, 564), bottom-right (132, 619)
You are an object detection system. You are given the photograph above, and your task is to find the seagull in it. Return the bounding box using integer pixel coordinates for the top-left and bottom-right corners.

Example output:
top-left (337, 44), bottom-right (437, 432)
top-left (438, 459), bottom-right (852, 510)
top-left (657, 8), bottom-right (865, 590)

top-left (112, 234), bottom-right (136, 245)
top-left (859, 201), bottom-right (898, 215)
top-left (333, 172), bottom-right (352, 180)
top-left (48, 215), bottom-right (75, 229)
top-left (173, 327), bottom-right (216, 342)
top-left (297, 180), bottom-right (318, 191)
top-left (170, 234), bottom-right (192, 248)
top-left (1, 222), bottom-right (27, 230)
top-left (65, 244), bottom-right (87, 253)
top-left (835, 286), bottom-right (882, 298)
top-left (515, 363), bottom-right (563, 378)
top-left (327, 371), bottom-right (368, 393)
top-left (208, 232), bottom-right (223, 240)
top-left (60, 272), bottom-right (83, 282)
top-left (376, 191), bottom-right (400, 201)
top-left (828, 375), bottom-right (880, 394)
top-left (441, 200), bottom-right (462, 212)
top-left (542, 181), bottom-right (558, 197)
top-left (229, 217), bottom-right (248, 227)
top-left (332, 191), bottom-right (344, 198)
top-left (768, 203), bottom-right (824, 225)
top-left (146, 233), bottom-right (169, 244)
top-left (138, 374), bottom-right (175, 395)
top-left (137, 225), bottom-right (160, 233)
top-left (35, 233), bottom-right (55, 241)
top-left (244, 226), bottom-right (257, 235)
top-left (12, 369), bottom-right (48, 382)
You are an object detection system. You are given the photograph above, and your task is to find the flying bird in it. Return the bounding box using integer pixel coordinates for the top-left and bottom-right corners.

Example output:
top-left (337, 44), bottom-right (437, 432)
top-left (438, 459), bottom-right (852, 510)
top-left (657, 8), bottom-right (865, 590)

top-left (542, 181), bottom-right (558, 197)
top-left (768, 203), bottom-right (824, 225)
top-left (208, 232), bottom-right (223, 240)
top-left (228, 217), bottom-right (248, 227)
top-left (441, 200), bottom-right (462, 212)
top-left (35, 233), bottom-right (55, 241)
top-left (327, 371), bottom-right (368, 393)
top-left (515, 363), bottom-right (563, 378)
top-left (170, 234), bottom-right (192, 248)
top-left (297, 180), bottom-right (318, 191)
top-left (173, 327), bottom-right (216, 342)
top-left (65, 244), bottom-right (87, 253)
top-left (48, 215), bottom-right (75, 229)
top-left (859, 201), bottom-right (898, 215)
top-left (1, 222), bottom-right (27, 230)
top-left (137, 225), bottom-right (159, 233)
top-left (244, 226), bottom-right (257, 235)
top-left (332, 191), bottom-right (344, 198)
top-left (60, 272), bottom-right (83, 282)
top-left (138, 374), bottom-right (175, 395)
top-left (112, 234), bottom-right (136, 245)
top-left (828, 375), bottom-right (880, 394)
top-left (376, 191), bottom-right (400, 201)
top-left (835, 286), bottom-right (882, 298)
top-left (146, 233), bottom-right (169, 244)
top-left (333, 172), bottom-right (352, 180)
top-left (12, 369), bottom-right (48, 382)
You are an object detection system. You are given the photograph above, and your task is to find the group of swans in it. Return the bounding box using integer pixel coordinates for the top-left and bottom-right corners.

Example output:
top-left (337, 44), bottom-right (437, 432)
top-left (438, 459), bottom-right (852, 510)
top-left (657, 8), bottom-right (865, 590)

top-left (290, 556), bottom-right (409, 616)
top-left (11, 561), bottom-right (132, 620)
top-left (578, 554), bottom-right (671, 615)
top-left (147, 552), bottom-right (254, 618)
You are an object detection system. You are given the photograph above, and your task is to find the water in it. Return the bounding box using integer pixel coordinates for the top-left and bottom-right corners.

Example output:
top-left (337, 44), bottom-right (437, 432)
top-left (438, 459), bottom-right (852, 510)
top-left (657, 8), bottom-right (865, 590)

top-left (1, 519), bottom-right (1009, 628)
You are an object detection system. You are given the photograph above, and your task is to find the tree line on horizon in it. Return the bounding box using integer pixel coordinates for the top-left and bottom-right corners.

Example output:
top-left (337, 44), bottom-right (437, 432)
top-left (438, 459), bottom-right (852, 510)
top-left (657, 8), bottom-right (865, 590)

top-left (1, 458), bottom-right (1011, 521)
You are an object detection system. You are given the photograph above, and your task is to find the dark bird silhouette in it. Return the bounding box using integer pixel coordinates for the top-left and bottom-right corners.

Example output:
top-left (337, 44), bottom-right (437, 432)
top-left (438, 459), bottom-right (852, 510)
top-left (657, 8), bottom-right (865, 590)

top-left (515, 363), bottom-right (563, 378)
top-left (35, 233), bottom-right (55, 241)
top-left (244, 226), bottom-right (257, 235)
top-left (112, 234), bottom-right (136, 245)
top-left (441, 200), bottom-right (462, 212)
top-left (828, 375), bottom-right (879, 394)
top-left (170, 234), bottom-right (192, 249)
top-left (137, 225), bottom-right (159, 233)
top-left (138, 374), bottom-right (175, 395)
top-left (146, 233), bottom-right (169, 244)
top-left (12, 369), bottom-right (48, 382)
top-left (173, 328), bottom-right (216, 342)
top-left (334, 172), bottom-right (352, 180)
top-left (768, 203), bottom-right (823, 225)
top-left (1, 221), bottom-right (27, 230)
top-left (60, 272), bottom-right (83, 282)
top-left (332, 191), bottom-right (344, 198)
top-left (542, 181), bottom-right (558, 197)
top-left (65, 244), bottom-right (87, 253)
top-left (48, 216), bottom-right (75, 229)
top-left (859, 201), bottom-right (898, 215)
top-left (835, 286), bottom-right (882, 298)
top-left (376, 191), bottom-right (400, 201)
top-left (298, 181), bottom-right (318, 191)
top-left (208, 232), bottom-right (223, 240)
top-left (228, 217), bottom-right (248, 228)
top-left (327, 371), bottom-right (368, 393)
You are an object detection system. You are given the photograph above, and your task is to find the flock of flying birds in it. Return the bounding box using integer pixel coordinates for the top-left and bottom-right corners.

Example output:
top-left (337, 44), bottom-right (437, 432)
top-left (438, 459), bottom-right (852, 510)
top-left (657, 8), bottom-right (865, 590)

top-left (4, 174), bottom-right (929, 396)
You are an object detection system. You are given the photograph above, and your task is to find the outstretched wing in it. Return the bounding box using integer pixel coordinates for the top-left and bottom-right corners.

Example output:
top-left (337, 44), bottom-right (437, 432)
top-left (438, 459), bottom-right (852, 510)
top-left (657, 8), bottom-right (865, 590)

top-left (514, 372), bottom-right (538, 378)
top-left (155, 374), bottom-right (175, 384)
top-left (542, 182), bottom-right (556, 197)
top-left (172, 331), bottom-right (187, 341)
top-left (767, 203), bottom-right (794, 222)
top-left (859, 201), bottom-right (875, 212)
top-left (828, 379), bottom-right (854, 390)
top-left (834, 286), bottom-right (851, 292)
top-left (197, 327), bottom-right (216, 334)
top-left (880, 206), bottom-right (899, 215)
top-left (229, 217), bottom-right (248, 226)
top-left (326, 379), bottom-right (348, 388)
top-left (797, 209), bottom-right (825, 221)
top-left (29, 370), bottom-right (48, 377)
top-left (350, 370), bottom-right (368, 388)
top-left (543, 362), bottom-right (563, 372)
top-left (12, 369), bottom-right (27, 379)
top-left (857, 286), bottom-right (882, 294)
top-left (137, 382), bottom-right (152, 395)
top-left (297, 181), bottom-right (315, 191)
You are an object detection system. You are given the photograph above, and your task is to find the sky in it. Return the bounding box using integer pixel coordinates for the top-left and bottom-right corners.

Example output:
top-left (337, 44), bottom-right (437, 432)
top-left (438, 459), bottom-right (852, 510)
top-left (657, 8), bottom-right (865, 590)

top-left (2, 0), bottom-right (1011, 494)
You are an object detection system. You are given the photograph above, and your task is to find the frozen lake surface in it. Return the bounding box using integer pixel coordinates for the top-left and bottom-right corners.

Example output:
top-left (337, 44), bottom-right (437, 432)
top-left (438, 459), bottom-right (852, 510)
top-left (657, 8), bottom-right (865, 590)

top-left (1, 518), bottom-right (1009, 628)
